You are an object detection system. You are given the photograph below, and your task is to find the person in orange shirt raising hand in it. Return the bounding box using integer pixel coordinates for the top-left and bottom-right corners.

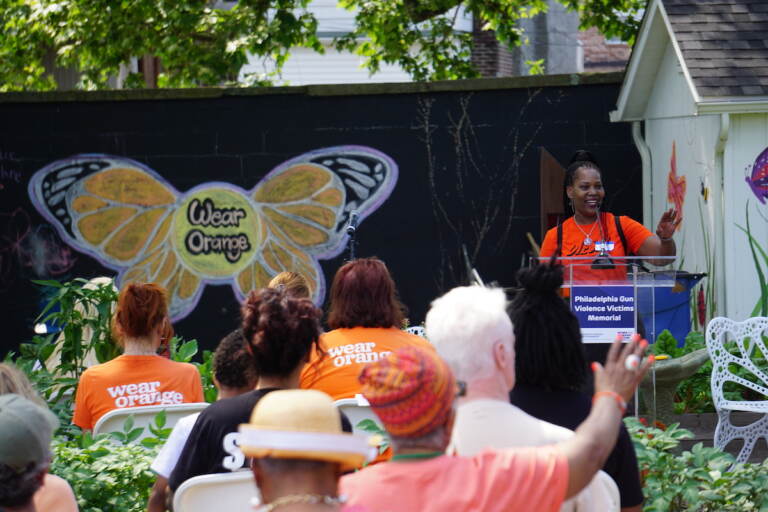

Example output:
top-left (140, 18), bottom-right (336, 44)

top-left (300, 257), bottom-right (432, 401)
top-left (540, 150), bottom-right (679, 283)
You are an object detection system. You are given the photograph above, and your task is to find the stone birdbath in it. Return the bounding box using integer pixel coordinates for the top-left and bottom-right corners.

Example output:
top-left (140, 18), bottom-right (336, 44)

top-left (639, 348), bottom-right (710, 424)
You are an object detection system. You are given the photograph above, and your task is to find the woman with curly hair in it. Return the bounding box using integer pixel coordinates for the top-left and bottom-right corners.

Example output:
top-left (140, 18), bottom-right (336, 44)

top-left (169, 286), bottom-right (324, 492)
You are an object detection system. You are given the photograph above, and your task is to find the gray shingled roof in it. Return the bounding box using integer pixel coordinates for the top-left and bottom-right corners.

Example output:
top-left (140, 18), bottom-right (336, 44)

top-left (663, 0), bottom-right (768, 97)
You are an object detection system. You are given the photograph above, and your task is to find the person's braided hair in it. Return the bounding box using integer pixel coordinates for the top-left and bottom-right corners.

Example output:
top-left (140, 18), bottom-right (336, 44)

top-left (510, 263), bottom-right (587, 391)
top-left (241, 287), bottom-right (322, 378)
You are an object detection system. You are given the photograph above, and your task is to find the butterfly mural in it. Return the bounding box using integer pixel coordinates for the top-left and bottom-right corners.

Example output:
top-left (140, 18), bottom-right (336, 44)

top-left (746, 147), bottom-right (768, 204)
top-left (667, 141), bottom-right (685, 232)
top-left (28, 146), bottom-right (398, 321)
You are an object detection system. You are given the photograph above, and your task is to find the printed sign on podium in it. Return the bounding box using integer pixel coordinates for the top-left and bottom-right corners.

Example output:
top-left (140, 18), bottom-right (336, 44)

top-left (571, 285), bottom-right (636, 343)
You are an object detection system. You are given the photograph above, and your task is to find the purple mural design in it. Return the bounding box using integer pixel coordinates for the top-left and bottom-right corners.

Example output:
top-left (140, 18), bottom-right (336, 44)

top-left (746, 146), bottom-right (768, 204)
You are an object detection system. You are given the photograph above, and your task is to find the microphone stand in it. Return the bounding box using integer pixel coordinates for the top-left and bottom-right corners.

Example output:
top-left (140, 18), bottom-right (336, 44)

top-left (345, 211), bottom-right (358, 262)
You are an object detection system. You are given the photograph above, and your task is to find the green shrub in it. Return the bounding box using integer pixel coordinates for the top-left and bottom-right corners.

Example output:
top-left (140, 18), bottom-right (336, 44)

top-left (51, 436), bottom-right (157, 512)
top-left (627, 417), bottom-right (768, 511)
top-left (649, 330), bottom-right (714, 414)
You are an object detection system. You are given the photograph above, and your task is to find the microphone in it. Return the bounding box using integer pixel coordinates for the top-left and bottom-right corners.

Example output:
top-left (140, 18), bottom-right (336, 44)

top-left (346, 211), bottom-right (359, 235)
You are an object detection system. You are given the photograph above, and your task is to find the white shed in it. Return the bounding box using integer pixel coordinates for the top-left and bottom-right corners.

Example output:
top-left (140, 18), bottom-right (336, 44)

top-left (610, 0), bottom-right (768, 325)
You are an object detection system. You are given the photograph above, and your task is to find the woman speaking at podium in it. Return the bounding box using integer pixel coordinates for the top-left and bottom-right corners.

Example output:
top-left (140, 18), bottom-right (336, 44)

top-left (539, 150), bottom-right (679, 279)
top-left (539, 150), bottom-right (679, 368)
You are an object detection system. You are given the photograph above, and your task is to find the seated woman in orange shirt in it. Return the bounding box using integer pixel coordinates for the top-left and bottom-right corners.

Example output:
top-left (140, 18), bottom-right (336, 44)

top-left (73, 282), bottom-right (204, 431)
top-left (540, 150), bottom-right (680, 283)
top-left (300, 257), bottom-right (432, 401)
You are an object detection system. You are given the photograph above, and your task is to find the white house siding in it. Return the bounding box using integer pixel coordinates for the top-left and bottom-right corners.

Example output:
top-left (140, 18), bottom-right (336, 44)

top-left (644, 42), bottom-right (696, 120)
top-left (642, 37), bottom-right (722, 320)
top-left (723, 114), bottom-right (768, 320)
top-left (240, 0), bottom-right (472, 86)
top-left (645, 116), bottom-right (720, 294)
top-left (241, 44), bottom-right (413, 85)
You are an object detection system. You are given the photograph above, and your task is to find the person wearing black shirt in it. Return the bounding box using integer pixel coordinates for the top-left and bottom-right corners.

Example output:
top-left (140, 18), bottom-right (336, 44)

top-left (169, 287), bottom-right (323, 491)
top-left (508, 263), bottom-right (645, 512)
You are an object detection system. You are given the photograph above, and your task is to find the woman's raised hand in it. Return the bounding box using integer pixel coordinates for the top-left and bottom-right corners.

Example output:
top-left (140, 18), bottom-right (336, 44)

top-left (655, 208), bottom-right (681, 240)
top-left (593, 334), bottom-right (654, 402)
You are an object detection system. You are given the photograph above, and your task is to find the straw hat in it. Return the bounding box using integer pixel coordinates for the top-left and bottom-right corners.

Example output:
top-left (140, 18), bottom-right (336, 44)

top-left (239, 389), bottom-right (374, 472)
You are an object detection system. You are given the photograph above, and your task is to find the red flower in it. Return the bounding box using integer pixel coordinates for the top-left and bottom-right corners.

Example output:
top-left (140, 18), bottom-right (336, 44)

top-left (667, 141), bottom-right (686, 231)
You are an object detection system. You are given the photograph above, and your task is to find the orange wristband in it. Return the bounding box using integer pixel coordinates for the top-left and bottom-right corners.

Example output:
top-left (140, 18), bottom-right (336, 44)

top-left (593, 391), bottom-right (627, 414)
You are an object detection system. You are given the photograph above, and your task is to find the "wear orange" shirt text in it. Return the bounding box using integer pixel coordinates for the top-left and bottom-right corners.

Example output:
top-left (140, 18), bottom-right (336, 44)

top-left (73, 355), bottom-right (204, 430)
top-left (300, 327), bottom-right (433, 401)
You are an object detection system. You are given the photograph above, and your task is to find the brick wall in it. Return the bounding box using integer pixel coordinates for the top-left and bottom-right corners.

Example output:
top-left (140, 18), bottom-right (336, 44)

top-left (577, 27), bottom-right (630, 72)
top-left (471, 18), bottom-right (517, 77)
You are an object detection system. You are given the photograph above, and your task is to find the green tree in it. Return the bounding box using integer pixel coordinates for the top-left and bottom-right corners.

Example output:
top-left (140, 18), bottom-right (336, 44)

top-left (0, 0), bottom-right (643, 91)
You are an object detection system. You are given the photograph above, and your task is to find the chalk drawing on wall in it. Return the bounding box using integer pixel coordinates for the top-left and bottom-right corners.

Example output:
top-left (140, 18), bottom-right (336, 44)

top-left (0, 208), bottom-right (76, 291)
top-left (29, 146), bottom-right (398, 320)
top-left (667, 141), bottom-right (686, 231)
top-left (745, 146), bottom-right (768, 204)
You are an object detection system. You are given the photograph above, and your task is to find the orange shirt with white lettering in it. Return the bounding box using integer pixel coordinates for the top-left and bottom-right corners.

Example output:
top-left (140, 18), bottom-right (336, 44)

top-left (300, 327), bottom-right (433, 401)
top-left (73, 355), bottom-right (204, 430)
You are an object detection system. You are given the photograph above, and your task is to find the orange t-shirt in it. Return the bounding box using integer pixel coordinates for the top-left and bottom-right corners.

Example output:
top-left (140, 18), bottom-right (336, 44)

top-left (340, 448), bottom-right (568, 512)
top-left (300, 327), bottom-right (434, 401)
top-left (540, 213), bottom-right (653, 284)
top-left (73, 355), bottom-right (204, 430)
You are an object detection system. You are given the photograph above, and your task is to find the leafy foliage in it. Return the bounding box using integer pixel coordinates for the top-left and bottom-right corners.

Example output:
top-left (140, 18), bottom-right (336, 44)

top-left (0, 0), bottom-right (645, 90)
top-left (2, 277), bottom-right (218, 511)
top-left (50, 413), bottom-right (170, 512)
top-left (7, 277), bottom-right (217, 438)
top-left (651, 328), bottom-right (768, 414)
top-left (356, 418), bottom-right (390, 455)
top-left (737, 202), bottom-right (768, 317)
top-left (627, 418), bottom-right (768, 511)
top-left (33, 278), bottom-right (120, 378)
top-left (52, 438), bottom-right (156, 512)
top-left (0, 0), bottom-right (322, 91)
top-left (649, 330), bottom-right (714, 414)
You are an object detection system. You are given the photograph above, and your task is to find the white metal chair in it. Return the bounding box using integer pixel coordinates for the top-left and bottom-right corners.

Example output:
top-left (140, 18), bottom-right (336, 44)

top-left (706, 317), bottom-right (768, 463)
top-left (92, 402), bottom-right (209, 440)
top-left (334, 395), bottom-right (383, 435)
top-left (173, 470), bottom-right (259, 512)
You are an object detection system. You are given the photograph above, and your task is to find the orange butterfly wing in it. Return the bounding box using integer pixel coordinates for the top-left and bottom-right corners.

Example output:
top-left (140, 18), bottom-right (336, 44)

top-left (29, 156), bottom-right (202, 318)
top-left (235, 147), bottom-right (398, 302)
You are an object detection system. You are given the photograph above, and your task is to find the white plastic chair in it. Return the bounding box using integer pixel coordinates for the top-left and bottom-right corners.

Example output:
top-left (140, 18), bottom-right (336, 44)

top-left (335, 395), bottom-right (383, 435)
top-left (92, 402), bottom-right (209, 440)
top-left (706, 317), bottom-right (768, 463)
top-left (173, 470), bottom-right (259, 512)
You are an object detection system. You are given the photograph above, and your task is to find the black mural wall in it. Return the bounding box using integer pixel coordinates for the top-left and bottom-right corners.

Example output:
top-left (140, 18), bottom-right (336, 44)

top-left (0, 74), bottom-right (641, 356)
